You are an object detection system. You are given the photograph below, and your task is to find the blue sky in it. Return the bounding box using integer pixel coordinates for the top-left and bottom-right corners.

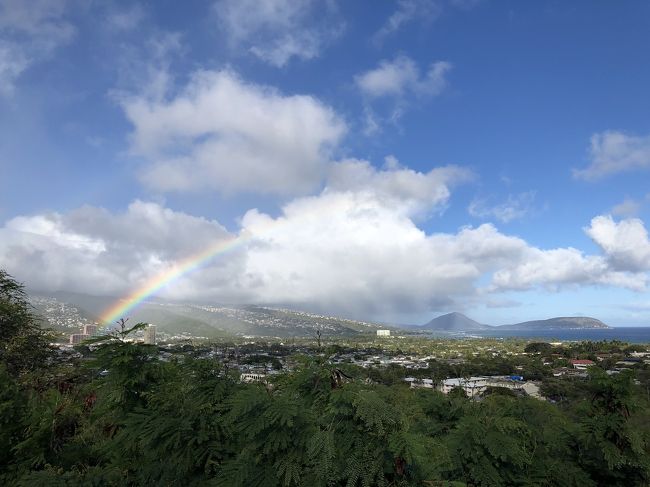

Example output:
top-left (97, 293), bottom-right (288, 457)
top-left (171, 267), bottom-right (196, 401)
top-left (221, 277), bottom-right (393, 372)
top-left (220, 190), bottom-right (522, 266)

top-left (2, 0), bottom-right (650, 325)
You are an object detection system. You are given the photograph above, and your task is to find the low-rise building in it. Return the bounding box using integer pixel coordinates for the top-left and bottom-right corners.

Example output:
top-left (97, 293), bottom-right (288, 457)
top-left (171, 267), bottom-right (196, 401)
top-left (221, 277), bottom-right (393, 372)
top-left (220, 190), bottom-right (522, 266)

top-left (553, 367), bottom-right (588, 378)
top-left (630, 351), bottom-right (650, 358)
top-left (240, 372), bottom-right (266, 383)
top-left (570, 359), bottom-right (595, 370)
top-left (439, 376), bottom-right (525, 397)
top-left (376, 330), bottom-right (391, 337)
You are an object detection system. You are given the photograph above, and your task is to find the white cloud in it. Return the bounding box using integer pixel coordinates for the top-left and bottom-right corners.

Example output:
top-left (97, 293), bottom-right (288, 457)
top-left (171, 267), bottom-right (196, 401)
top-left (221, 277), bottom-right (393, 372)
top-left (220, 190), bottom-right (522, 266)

top-left (122, 69), bottom-right (346, 196)
top-left (242, 200), bottom-right (648, 316)
top-left (327, 158), bottom-right (472, 216)
top-left (586, 215), bottom-right (650, 273)
top-left (110, 31), bottom-right (184, 102)
top-left (373, 0), bottom-right (442, 45)
top-left (0, 0), bottom-right (72, 36)
top-left (213, 0), bottom-right (343, 67)
top-left (0, 0), bottom-right (74, 94)
top-left (574, 130), bottom-right (650, 180)
top-left (355, 56), bottom-right (451, 133)
top-left (0, 33), bottom-right (645, 316)
top-left (468, 191), bottom-right (536, 223)
top-left (0, 201), bottom-right (244, 300)
top-left (239, 195), bottom-right (521, 315)
top-left (3, 197), bottom-right (648, 319)
top-left (490, 247), bottom-right (644, 292)
top-left (355, 55), bottom-right (451, 98)
top-left (372, 0), bottom-right (480, 45)
top-left (490, 215), bottom-right (650, 292)
top-left (0, 41), bottom-right (29, 94)
top-left (361, 106), bottom-right (381, 136)
top-left (610, 198), bottom-right (641, 218)
top-left (105, 4), bottom-right (146, 31)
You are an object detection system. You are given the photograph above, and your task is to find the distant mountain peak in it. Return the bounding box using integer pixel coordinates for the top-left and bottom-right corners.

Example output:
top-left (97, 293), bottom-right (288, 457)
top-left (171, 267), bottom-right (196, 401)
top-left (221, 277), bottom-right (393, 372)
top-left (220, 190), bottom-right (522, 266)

top-left (421, 312), bottom-right (489, 331)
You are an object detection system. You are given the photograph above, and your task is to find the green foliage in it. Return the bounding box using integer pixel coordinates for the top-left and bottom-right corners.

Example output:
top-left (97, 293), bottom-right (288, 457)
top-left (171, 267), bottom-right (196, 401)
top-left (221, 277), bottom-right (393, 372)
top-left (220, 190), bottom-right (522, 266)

top-left (0, 270), bottom-right (54, 379)
top-left (575, 369), bottom-right (650, 486)
top-left (482, 386), bottom-right (516, 397)
top-left (2, 285), bottom-right (650, 486)
top-left (107, 359), bottom-right (236, 484)
top-left (443, 400), bottom-right (532, 486)
top-left (0, 365), bottom-right (27, 481)
top-left (524, 342), bottom-right (553, 354)
top-left (86, 319), bottom-right (160, 412)
top-left (539, 377), bottom-right (586, 404)
top-left (12, 387), bottom-right (85, 472)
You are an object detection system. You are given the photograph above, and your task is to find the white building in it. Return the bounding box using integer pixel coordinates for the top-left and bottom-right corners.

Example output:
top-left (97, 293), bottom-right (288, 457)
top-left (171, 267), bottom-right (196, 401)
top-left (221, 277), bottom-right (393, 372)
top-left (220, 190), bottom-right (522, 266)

top-left (143, 324), bottom-right (157, 345)
top-left (376, 329), bottom-right (391, 337)
top-left (439, 376), bottom-right (524, 397)
top-left (570, 359), bottom-right (595, 370)
top-left (240, 372), bottom-right (266, 383)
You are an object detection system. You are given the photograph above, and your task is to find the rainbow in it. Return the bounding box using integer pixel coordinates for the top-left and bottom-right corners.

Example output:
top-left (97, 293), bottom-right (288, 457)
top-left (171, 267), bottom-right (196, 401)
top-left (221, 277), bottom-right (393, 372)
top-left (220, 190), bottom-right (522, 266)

top-left (99, 233), bottom-right (250, 328)
top-left (98, 194), bottom-right (348, 330)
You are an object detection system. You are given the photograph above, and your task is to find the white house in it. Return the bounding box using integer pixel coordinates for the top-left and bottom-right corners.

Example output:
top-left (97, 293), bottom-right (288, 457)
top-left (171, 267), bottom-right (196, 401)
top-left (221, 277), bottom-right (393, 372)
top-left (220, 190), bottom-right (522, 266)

top-left (439, 376), bottom-right (524, 397)
top-left (240, 373), bottom-right (266, 383)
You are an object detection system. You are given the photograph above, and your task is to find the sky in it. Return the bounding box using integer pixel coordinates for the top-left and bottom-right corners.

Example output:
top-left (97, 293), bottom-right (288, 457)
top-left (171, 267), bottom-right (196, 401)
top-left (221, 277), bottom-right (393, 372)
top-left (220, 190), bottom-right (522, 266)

top-left (1, 0), bottom-right (650, 326)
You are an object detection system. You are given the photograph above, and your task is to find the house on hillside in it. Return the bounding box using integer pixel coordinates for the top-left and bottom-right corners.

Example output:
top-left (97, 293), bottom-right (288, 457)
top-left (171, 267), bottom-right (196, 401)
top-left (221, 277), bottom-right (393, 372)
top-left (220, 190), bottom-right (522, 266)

top-left (570, 359), bottom-right (595, 370)
top-left (240, 372), bottom-right (266, 383)
top-left (439, 376), bottom-right (524, 397)
top-left (553, 367), bottom-right (588, 378)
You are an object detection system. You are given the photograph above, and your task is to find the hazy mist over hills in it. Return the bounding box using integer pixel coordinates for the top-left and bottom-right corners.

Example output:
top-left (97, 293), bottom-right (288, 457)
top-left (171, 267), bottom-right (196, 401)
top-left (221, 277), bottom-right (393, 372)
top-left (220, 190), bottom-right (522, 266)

top-left (30, 291), bottom-right (384, 338)
top-left (32, 290), bottom-right (614, 339)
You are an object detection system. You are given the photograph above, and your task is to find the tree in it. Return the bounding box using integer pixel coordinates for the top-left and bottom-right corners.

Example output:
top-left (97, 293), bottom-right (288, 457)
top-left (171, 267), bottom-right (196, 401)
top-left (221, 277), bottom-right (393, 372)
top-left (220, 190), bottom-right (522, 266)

top-left (524, 342), bottom-right (553, 354)
top-left (85, 319), bottom-right (159, 412)
top-left (576, 369), bottom-right (650, 485)
top-left (106, 358), bottom-right (238, 485)
top-left (0, 365), bottom-right (27, 481)
top-left (0, 270), bottom-right (53, 379)
top-left (441, 396), bottom-right (594, 486)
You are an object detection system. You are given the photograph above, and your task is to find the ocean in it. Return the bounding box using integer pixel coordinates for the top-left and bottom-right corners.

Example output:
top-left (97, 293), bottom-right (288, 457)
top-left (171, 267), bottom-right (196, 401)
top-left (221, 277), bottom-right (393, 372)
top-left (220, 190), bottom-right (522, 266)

top-left (465, 327), bottom-right (650, 344)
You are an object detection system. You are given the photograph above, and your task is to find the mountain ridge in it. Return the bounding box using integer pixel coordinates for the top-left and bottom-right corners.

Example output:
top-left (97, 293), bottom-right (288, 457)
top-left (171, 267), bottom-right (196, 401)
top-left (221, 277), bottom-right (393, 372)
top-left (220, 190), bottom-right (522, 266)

top-left (29, 291), bottom-right (387, 338)
top-left (498, 316), bottom-right (610, 330)
top-left (415, 312), bottom-right (611, 331)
